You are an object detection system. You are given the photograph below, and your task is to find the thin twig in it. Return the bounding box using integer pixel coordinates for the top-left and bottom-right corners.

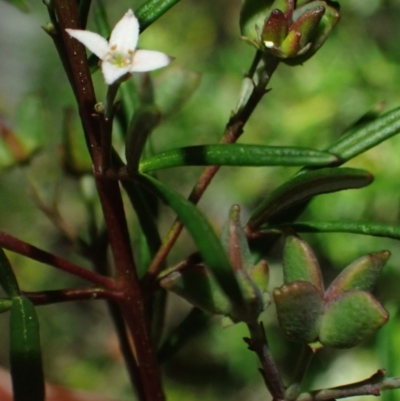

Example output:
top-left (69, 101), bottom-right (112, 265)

top-left (23, 287), bottom-right (121, 305)
top-left (295, 370), bottom-right (400, 401)
top-left (245, 321), bottom-right (285, 400)
top-left (142, 52), bottom-right (279, 291)
top-left (0, 231), bottom-right (114, 289)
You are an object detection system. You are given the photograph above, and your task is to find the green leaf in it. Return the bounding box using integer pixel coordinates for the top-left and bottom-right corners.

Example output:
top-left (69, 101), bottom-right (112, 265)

top-left (126, 106), bottom-right (161, 173)
top-left (319, 291), bottom-right (388, 348)
top-left (160, 265), bottom-right (233, 317)
top-left (271, 220), bottom-right (400, 241)
top-left (3, 0), bottom-right (29, 12)
top-left (0, 298), bottom-right (12, 313)
top-left (283, 234), bottom-right (323, 292)
top-left (327, 106), bottom-right (400, 162)
top-left (0, 248), bottom-right (20, 298)
top-left (155, 67), bottom-right (201, 117)
top-left (136, 0), bottom-right (182, 31)
top-left (10, 296), bottom-right (44, 401)
top-left (325, 251), bottom-right (390, 300)
top-left (135, 174), bottom-right (243, 305)
top-left (139, 144), bottom-right (338, 172)
top-left (247, 167), bottom-right (374, 230)
top-left (273, 281), bottom-right (323, 343)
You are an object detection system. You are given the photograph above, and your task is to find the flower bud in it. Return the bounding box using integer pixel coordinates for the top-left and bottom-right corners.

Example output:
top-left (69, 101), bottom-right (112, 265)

top-left (240, 0), bottom-right (340, 65)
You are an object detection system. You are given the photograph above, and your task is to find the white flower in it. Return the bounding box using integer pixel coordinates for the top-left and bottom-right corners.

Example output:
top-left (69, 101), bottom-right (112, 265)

top-left (66, 9), bottom-right (172, 85)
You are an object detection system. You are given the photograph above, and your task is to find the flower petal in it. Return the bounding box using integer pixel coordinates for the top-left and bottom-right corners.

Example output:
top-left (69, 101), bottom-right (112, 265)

top-left (101, 61), bottom-right (131, 85)
top-left (66, 29), bottom-right (109, 59)
top-left (109, 9), bottom-right (139, 54)
top-left (131, 50), bottom-right (172, 72)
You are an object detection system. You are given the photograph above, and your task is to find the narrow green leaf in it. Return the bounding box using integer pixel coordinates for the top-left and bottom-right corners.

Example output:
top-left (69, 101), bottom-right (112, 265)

top-left (269, 221), bottom-right (400, 241)
top-left (126, 106), bottom-right (161, 173)
top-left (93, 0), bottom-right (111, 37)
top-left (248, 168), bottom-right (373, 230)
top-left (139, 145), bottom-right (338, 172)
top-left (327, 106), bottom-right (400, 162)
top-left (136, 174), bottom-right (243, 305)
top-left (112, 151), bottom-right (161, 264)
top-left (136, 0), bottom-right (182, 31)
top-left (3, 0), bottom-right (29, 12)
top-left (10, 296), bottom-right (45, 401)
top-left (160, 265), bottom-right (233, 317)
top-left (0, 248), bottom-right (20, 298)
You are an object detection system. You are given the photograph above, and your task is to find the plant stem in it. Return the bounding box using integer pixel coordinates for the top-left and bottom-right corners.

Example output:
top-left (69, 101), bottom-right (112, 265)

top-left (23, 287), bottom-right (120, 305)
top-left (53, 2), bottom-right (165, 400)
top-left (0, 232), bottom-right (114, 289)
top-left (295, 370), bottom-right (400, 401)
top-left (246, 321), bottom-right (285, 400)
top-left (285, 345), bottom-right (315, 401)
top-left (142, 52), bottom-right (279, 290)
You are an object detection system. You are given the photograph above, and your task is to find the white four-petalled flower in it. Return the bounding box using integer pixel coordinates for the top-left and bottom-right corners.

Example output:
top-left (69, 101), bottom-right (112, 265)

top-left (66, 9), bottom-right (172, 85)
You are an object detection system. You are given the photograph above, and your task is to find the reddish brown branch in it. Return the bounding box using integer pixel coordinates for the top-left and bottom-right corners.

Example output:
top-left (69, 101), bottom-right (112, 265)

top-left (23, 287), bottom-right (121, 305)
top-left (53, 2), bottom-right (165, 400)
top-left (0, 231), bottom-right (114, 289)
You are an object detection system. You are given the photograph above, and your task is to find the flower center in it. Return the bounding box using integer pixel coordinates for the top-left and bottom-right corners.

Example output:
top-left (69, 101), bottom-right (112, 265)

top-left (105, 45), bottom-right (134, 68)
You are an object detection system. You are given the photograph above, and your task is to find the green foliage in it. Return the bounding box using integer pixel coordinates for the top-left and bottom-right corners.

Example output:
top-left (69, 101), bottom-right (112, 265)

top-left (10, 296), bottom-right (44, 401)
top-left (2, 0), bottom-right (400, 400)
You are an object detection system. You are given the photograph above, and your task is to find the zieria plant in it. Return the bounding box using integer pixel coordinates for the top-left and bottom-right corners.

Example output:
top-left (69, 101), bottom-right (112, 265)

top-left (1, 0), bottom-right (400, 400)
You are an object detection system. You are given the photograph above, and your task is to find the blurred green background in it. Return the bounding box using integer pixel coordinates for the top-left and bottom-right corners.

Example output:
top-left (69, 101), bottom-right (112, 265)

top-left (1, 0), bottom-right (400, 400)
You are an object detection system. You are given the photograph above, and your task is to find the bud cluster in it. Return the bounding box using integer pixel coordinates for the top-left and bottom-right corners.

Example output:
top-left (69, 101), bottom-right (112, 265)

top-left (274, 234), bottom-right (389, 348)
top-left (240, 0), bottom-right (340, 65)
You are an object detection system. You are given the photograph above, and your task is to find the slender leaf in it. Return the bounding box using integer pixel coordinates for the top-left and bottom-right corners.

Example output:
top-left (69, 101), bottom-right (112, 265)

top-left (139, 145), bottom-right (338, 172)
top-left (0, 248), bottom-right (20, 298)
top-left (3, 0), bottom-right (28, 12)
top-left (135, 0), bottom-right (182, 31)
top-left (267, 221), bottom-right (400, 241)
top-left (10, 296), bottom-right (44, 401)
top-left (327, 106), bottom-right (400, 162)
top-left (248, 168), bottom-right (374, 230)
top-left (135, 174), bottom-right (243, 305)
